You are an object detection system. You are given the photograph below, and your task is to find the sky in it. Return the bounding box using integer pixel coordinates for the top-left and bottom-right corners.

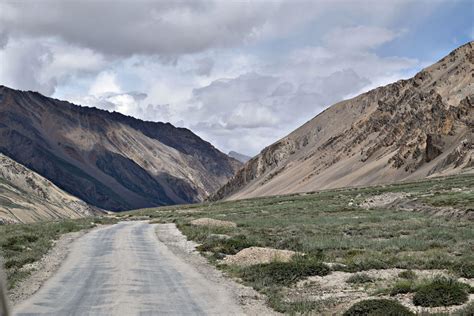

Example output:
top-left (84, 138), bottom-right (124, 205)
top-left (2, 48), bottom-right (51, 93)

top-left (0, 0), bottom-right (472, 156)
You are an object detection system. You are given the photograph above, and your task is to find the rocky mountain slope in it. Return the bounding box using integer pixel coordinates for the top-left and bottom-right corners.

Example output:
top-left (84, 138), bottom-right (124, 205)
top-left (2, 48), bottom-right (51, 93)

top-left (212, 41), bottom-right (473, 201)
top-left (0, 86), bottom-right (241, 211)
top-left (228, 151), bottom-right (252, 163)
top-left (0, 154), bottom-right (101, 224)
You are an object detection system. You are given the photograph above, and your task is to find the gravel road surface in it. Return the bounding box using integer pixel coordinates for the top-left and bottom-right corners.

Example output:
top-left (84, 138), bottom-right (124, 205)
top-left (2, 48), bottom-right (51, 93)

top-left (14, 222), bottom-right (246, 315)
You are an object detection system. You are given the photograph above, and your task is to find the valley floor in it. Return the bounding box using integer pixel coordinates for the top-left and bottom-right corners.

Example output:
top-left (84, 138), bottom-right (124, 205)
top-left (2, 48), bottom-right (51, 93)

top-left (120, 174), bottom-right (474, 315)
top-left (1, 174), bottom-right (473, 315)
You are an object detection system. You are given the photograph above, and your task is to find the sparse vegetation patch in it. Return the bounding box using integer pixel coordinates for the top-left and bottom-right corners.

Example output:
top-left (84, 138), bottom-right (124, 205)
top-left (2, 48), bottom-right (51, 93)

top-left (0, 217), bottom-right (117, 288)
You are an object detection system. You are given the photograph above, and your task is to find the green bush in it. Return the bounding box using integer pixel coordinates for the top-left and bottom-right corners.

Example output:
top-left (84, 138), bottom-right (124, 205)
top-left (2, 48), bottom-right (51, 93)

top-left (343, 299), bottom-right (413, 316)
top-left (4, 257), bottom-right (36, 269)
top-left (390, 279), bottom-right (415, 296)
top-left (398, 270), bottom-right (417, 280)
top-left (453, 261), bottom-right (474, 279)
top-left (1, 234), bottom-right (39, 252)
top-left (346, 273), bottom-right (374, 284)
top-left (239, 255), bottom-right (330, 287)
top-left (197, 234), bottom-right (255, 255)
top-left (413, 277), bottom-right (469, 307)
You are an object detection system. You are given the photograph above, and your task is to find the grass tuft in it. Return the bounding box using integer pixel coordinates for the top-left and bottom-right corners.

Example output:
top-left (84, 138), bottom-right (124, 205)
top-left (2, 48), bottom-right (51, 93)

top-left (390, 279), bottom-right (416, 296)
top-left (452, 261), bottom-right (474, 279)
top-left (346, 273), bottom-right (374, 284)
top-left (398, 270), bottom-right (417, 280)
top-left (412, 277), bottom-right (469, 307)
top-left (343, 299), bottom-right (414, 316)
top-left (238, 255), bottom-right (330, 288)
top-left (197, 234), bottom-right (256, 256)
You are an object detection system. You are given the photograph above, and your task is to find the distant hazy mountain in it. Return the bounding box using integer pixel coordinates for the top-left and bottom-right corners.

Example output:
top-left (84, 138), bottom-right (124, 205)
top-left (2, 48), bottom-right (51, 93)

top-left (212, 41), bottom-right (473, 201)
top-left (228, 151), bottom-right (251, 163)
top-left (0, 154), bottom-right (102, 224)
top-left (0, 86), bottom-right (241, 211)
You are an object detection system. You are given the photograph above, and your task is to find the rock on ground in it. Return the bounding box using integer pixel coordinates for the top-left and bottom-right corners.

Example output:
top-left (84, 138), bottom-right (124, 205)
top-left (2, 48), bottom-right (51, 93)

top-left (190, 218), bottom-right (237, 228)
top-left (223, 247), bottom-right (297, 266)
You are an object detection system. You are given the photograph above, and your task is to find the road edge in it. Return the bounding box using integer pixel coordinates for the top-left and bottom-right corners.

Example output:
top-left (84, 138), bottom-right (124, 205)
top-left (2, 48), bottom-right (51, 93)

top-left (8, 228), bottom-right (92, 305)
top-left (154, 223), bottom-right (279, 316)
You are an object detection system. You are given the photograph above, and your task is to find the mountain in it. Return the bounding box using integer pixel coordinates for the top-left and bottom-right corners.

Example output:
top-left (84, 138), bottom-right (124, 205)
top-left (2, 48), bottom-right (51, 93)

top-left (228, 151), bottom-right (252, 163)
top-left (212, 42), bottom-right (473, 201)
top-left (0, 86), bottom-right (241, 211)
top-left (0, 154), bottom-right (102, 224)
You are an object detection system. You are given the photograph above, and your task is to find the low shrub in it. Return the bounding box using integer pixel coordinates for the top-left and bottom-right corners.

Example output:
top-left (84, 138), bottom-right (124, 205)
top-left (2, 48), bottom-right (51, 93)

top-left (197, 234), bottom-right (255, 255)
top-left (5, 254), bottom-right (38, 269)
top-left (344, 254), bottom-right (391, 271)
top-left (452, 261), bottom-right (474, 279)
top-left (346, 273), bottom-right (374, 284)
top-left (413, 277), bottom-right (469, 307)
top-left (390, 279), bottom-right (416, 296)
top-left (1, 234), bottom-right (39, 252)
top-left (398, 270), bottom-right (417, 280)
top-left (239, 255), bottom-right (330, 287)
top-left (343, 299), bottom-right (413, 316)
top-left (269, 296), bottom-right (326, 314)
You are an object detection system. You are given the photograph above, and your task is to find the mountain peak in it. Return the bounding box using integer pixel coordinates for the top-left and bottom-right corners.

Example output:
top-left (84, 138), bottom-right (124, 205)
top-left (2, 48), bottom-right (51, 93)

top-left (212, 42), bottom-right (473, 201)
top-left (0, 86), bottom-right (241, 211)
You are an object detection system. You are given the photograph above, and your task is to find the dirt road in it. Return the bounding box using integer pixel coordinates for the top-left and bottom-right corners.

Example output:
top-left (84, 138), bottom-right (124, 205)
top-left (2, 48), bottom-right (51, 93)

top-left (14, 222), bottom-right (247, 315)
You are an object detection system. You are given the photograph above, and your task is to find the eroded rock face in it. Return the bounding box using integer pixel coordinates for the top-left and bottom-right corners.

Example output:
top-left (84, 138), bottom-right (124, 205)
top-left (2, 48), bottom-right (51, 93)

top-left (425, 134), bottom-right (443, 163)
top-left (0, 87), bottom-right (241, 211)
top-left (212, 41), bottom-right (474, 201)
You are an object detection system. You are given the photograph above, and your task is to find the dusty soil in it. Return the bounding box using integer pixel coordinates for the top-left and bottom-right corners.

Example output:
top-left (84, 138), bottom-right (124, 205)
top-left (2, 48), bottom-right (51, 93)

top-left (223, 247), bottom-right (297, 267)
top-left (287, 268), bottom-right (473, 315)
top-left (155, 223), bottom-right (278, 315)
top-left (9, 229), bottom-right (91, 305)
top-left (190, 217), bottom-right (237, 228)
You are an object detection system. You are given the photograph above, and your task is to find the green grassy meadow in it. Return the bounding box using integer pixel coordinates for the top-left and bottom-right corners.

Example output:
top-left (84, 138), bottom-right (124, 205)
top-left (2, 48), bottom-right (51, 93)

top-left (123, 175), bottom-right (473, 276)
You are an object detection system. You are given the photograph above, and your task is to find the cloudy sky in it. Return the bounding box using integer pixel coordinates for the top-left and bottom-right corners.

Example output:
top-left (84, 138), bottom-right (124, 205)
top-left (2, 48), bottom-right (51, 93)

top-left (0, 0), bottom-right (472, 156)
